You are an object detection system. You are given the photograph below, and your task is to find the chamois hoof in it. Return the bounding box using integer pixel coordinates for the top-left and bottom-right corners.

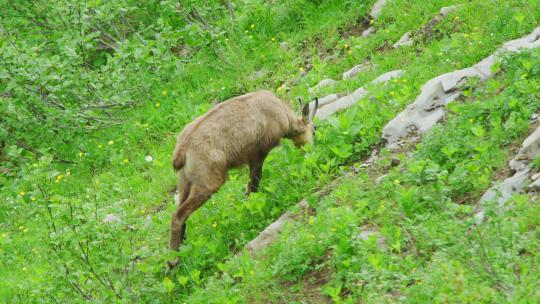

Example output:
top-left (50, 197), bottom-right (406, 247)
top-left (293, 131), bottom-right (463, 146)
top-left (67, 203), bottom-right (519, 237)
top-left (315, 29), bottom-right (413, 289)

top-left (166, 256), bottom-right (180, 271)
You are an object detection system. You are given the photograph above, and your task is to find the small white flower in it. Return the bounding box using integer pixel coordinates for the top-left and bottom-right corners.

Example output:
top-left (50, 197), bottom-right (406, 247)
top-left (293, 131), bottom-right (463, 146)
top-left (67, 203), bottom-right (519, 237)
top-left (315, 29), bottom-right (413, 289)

top-left (145, 155), bottom-right (154, 162)
top-left (103, 214), bottom-right (121, 224)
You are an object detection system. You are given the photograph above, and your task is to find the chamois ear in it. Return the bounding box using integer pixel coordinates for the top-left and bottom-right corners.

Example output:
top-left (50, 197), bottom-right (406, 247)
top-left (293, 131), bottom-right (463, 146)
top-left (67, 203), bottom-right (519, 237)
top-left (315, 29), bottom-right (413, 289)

top-left (299, 97), bottom-right (310, 122)
top-left (310, 97), bottom-right (318, 122)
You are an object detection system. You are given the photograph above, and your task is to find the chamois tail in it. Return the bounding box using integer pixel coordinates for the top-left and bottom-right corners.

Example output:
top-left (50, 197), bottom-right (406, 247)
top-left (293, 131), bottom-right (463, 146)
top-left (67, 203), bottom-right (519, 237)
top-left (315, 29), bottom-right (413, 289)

top-left (172, 144), bottom-right (186, 171)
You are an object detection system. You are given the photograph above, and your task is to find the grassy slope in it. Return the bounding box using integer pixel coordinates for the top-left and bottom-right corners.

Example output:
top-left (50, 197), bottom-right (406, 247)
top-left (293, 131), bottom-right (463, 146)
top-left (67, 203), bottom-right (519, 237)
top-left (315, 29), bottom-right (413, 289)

top-left (190, 48), bottom-right (540, 304)
top-left (1, 0), bottom-right (539, 303)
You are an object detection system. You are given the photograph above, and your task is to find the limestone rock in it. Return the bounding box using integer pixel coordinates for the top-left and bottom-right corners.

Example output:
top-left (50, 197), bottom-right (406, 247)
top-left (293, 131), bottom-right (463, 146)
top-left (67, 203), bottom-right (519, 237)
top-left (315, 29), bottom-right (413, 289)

top-left (316, 70), bottom-right (403, 120)
top-left (103, 214), bottom-right (121, 224)
top-left (474, 124), bottom-right (540, 224)
top-left (382, 27), bottom-right (540, 149)
top-left (362, 27), bottom-right (375, 38)
top-left (246, 200), bottom-right (309, 253)
top-left (308, 78), bottom-right (338, 94)
top-left (393, 32), bottom-right (413, 48)
top-left (357, 226), bottom-right (387, 251)
top-left (343, 63), bottom-right (372, 80)
top-left (309, 93), bottom-right (346, 116)
top-left (370, 0), bottom-right (389, 20)
top-left (248, 70), bottom-right (266, 82)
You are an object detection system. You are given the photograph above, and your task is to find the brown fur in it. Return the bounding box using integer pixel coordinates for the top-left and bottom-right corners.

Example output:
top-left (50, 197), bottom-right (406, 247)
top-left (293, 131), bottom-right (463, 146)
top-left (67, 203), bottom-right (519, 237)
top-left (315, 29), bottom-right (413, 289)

top-left (167, 90), bottom-right (316, 269)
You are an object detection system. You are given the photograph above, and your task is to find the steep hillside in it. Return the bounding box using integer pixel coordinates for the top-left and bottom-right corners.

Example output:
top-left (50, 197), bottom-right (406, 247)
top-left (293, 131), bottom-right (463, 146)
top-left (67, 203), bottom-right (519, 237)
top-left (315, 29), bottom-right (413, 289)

top-left (1, 0), bottom-right (539, 303)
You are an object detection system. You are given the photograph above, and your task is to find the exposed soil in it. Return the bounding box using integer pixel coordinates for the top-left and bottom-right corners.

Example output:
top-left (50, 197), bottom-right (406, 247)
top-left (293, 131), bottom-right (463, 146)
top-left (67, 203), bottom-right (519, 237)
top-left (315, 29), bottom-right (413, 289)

top-left (281, 255), bottom-right (333, 304)
top-left (339, 15), bottom-right (371, 39)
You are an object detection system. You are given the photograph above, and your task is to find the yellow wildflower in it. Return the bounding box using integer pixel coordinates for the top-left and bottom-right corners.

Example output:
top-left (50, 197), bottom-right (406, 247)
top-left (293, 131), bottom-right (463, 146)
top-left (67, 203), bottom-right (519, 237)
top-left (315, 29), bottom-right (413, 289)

top-left (22, 267), bottom-right (27, 272)
top-left (98, 144), bottom-right (103, 149)
top-left (155, 102), bottom-right (160, 107)
top-left (162, 90), bottom-right (168, 96)
top-left (19, 191), bottom-right (25, 196)
top-left (250, 24), bottom-right (255, 29)
top-left (212, 223), bottom-right (217, 228)
top-left (108, 140), bottom-right (114, 145)
top-left (271, 37), bottom-right (276, 42)
top-left (31, 196), bottom-right (36, 201)
top-left (123, 159), bottom-right (129, 164)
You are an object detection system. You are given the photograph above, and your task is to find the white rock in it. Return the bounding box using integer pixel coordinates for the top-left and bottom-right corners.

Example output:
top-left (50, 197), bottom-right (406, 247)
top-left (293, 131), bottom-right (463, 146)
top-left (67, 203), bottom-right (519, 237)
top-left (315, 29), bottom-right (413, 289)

top-left (357, 226), bottom-right (387, 251)
top-left (316, 70), bottom-right (403, 120)
top-left (362, 27), bottom-right (375, 38)
top-left (528, 178), bottom-right (540, 190)
top-left (343, 63), bottom-right (371, 80)
top-left (393, 32), bottom-right (413, 48)
top-left (439, 5), bottom-right (460, 16)
top-left (308, 78), bottom-right (338, 94)
top-left (370, 0), bottom-right (389, 20)
top-left (474, 124), bottom-right (540, 224)
top-left (309, 93), bottom-right (345, 116)
top-left (103, 214), bottom-right (121, 224)
top-left (248, 70), bottom-right (266, 81)
top-left (246, 200), bottom-right (309, 253)
top-left (382, 27), bottom-right (540, 148)
top-left (474, 168), bottom-right (531, 224)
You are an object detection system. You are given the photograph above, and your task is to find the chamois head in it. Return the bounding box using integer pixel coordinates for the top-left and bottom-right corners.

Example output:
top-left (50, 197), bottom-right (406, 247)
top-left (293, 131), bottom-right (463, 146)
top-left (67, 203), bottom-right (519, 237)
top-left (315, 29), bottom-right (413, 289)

top-left (289, 97), bottom-right (318, 147)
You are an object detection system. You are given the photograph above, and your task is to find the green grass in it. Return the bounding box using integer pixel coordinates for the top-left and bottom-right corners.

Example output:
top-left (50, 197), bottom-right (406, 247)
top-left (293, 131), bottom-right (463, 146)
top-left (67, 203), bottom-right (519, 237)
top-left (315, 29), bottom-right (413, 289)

top-left (1, 0), bottom-right (539, 303)
top-left (187, 48), bottom-right (540, 303)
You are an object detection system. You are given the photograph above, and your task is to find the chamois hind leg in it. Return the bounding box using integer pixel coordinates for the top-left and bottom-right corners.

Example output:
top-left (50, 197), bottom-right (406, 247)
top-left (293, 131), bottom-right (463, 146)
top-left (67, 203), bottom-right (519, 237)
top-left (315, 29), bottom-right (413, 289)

top-left (176, 171), bottom-right (191, 241)
top-left (168, 182), bottom-right (222, 269)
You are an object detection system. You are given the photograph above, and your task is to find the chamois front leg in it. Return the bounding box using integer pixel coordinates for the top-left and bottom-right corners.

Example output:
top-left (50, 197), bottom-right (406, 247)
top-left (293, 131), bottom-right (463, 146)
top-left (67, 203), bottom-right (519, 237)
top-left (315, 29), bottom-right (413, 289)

top-left (247, 153), bottom-right (268, 195)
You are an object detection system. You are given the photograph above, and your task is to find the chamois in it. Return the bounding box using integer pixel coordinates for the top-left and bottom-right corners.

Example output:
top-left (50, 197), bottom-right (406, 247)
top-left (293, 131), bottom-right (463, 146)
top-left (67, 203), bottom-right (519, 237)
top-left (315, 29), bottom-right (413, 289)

top-left (168, 90), bottom-right (318, 268)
